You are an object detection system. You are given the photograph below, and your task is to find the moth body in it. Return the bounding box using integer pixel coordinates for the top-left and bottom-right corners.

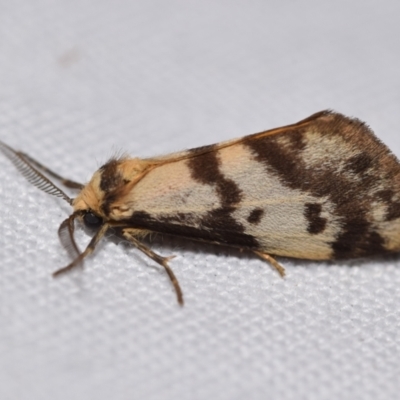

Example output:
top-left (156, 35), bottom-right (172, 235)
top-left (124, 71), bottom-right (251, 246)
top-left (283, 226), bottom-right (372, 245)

top-left (75, 110), bottom-right (400, 260)
top-left (2, 110), bottom-right (400, 305)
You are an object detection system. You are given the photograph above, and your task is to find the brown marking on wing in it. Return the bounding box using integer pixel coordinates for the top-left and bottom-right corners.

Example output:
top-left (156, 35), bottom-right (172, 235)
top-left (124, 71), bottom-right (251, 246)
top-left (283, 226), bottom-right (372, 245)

top-left (183, 147), bottom-right (257, 246)
top-left (187, 146), bottom-right (242, 205)
top-left (247, 208), bottom-right (264, 224)
top-left (345, 153), bottom-right (373, 175)
top-left (376, 189), bottom-right (400, 222)
top-left (304, 203), bottom-right (327, 234)
top-left (128, 210), bottom-right (259, 248)
top-left (244, 111), bottom-right (400, 258)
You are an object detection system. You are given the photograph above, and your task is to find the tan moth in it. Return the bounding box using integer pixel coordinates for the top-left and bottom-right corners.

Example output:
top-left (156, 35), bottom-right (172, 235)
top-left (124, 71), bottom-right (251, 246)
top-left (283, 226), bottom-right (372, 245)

top-left (1, 110), bottom-right (400, 305)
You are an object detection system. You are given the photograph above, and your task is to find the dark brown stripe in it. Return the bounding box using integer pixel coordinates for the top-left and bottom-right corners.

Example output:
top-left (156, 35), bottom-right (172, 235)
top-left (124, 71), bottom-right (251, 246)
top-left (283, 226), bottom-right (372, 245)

top-left (345, 153), bottom-right (373, 174)
top-left (98, 159), bottom-right (133, 216)
top-left (304, 203), bottom-right (327, 234)
top-left (184, 148), bottom-right (250, 246)
top-left (187, 148), bottom-right (219, 185)
top-left (187, 149), bottom-right (242, 205)
top-left (386, 201), bottom-right (400, 222)
top-left (244, 129), bottom-right (308, 192)
top-left (128, 210), bottom-right (258, 249)
top-left (99, 159), bottom-right (121, 192)
top-left (331, 218), bottom-right (385, 257)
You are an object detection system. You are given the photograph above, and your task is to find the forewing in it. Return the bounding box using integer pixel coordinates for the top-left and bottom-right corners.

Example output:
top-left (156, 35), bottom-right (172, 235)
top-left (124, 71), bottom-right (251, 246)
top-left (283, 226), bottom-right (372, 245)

top-left (122, 111), bottom-right (400, 260)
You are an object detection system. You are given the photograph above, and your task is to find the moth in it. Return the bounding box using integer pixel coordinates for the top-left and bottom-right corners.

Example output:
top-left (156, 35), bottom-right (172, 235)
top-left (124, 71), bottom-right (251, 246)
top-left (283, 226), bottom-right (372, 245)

top-left (1, 110), bottom-right (400, 305)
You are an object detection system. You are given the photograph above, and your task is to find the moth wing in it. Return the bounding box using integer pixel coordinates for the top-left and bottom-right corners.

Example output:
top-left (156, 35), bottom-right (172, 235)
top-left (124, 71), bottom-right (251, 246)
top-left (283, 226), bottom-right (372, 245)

top-left (119, 111), bottom-right (400, 260)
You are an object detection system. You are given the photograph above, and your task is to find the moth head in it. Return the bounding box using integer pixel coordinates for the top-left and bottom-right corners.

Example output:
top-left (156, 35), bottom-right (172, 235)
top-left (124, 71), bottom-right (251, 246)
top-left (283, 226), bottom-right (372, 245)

top-left (72, 157), bottom-right (152, 220)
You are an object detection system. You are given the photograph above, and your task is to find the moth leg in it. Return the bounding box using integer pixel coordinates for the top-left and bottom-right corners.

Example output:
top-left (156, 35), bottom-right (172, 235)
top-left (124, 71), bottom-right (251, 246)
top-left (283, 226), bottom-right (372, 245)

top-left (53, 223), bottom-right (109, 276)
top-left (20, 152), bottom-right (84, 189)
top-left (122, 229), bottom-right (183, 306)
top-left (253, 251), bottom-right (286, 277)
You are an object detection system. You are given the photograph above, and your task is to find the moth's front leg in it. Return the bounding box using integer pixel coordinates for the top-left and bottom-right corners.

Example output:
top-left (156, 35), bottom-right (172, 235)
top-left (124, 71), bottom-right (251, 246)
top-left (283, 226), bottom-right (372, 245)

top-left (53, 223), bottom-right (109, 276)
top-left (122, 228), bottom-right (183, 306)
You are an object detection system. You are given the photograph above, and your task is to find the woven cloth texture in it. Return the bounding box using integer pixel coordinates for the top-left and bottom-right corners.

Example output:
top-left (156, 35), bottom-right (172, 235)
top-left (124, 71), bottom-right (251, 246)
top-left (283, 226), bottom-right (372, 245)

top-left (1, 1), bottom-right (400, 399)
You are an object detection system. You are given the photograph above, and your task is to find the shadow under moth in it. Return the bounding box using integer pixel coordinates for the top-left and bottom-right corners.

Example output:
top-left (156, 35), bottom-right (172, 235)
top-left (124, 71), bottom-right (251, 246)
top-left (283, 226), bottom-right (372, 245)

top-left (1, 110), bottom-right (400, 305)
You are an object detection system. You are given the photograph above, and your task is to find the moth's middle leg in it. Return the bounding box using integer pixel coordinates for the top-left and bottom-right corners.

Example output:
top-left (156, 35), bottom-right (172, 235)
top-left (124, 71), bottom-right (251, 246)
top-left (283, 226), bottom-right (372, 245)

top-left (122, 228), bottom-right (183, 306)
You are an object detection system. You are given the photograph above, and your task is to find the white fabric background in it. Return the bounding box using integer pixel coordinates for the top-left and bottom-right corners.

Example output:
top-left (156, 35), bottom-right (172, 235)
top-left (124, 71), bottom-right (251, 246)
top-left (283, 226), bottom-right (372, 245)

top-left (1, 1), bottom-right (400, 399)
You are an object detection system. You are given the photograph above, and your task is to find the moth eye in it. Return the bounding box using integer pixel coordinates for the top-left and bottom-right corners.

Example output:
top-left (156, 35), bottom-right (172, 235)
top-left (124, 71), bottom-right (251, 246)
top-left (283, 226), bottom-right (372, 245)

top-left (83, 211), bottom-right (103, 228)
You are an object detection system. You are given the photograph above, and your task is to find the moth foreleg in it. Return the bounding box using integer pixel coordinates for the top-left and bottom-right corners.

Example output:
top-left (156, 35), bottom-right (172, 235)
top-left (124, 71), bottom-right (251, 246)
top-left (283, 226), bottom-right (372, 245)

top-left (20, 152), bottom-right (84, 189)
top-left (53, 223), bottom-right (109, 276)
top-left (253, 251), bottom-right (286, 277)
top-left (122, 229), bottom-right (183, 306)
